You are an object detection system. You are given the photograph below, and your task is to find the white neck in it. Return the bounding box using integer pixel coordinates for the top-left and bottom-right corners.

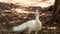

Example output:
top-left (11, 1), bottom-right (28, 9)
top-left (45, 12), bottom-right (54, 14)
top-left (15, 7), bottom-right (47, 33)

top-left (35, 9), bottom-right (40, 21)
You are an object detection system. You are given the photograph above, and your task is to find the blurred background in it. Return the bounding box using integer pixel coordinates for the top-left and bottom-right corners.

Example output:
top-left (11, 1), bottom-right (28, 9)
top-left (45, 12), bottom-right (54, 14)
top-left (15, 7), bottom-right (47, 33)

top-left (0, 0), bottom-right (60, 34)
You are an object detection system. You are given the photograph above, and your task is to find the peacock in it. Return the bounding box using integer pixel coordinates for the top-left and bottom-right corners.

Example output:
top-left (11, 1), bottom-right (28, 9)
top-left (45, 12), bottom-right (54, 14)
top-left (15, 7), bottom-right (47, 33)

top-left (12, 9), bottom-right (42, 34)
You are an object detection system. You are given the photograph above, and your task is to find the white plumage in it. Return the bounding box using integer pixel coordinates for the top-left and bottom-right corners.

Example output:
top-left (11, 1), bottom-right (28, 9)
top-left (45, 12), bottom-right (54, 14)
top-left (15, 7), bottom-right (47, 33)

top-left (13, 22), bottom-right (28, 32)
top-left (12, 9), bottom-right (42, 34)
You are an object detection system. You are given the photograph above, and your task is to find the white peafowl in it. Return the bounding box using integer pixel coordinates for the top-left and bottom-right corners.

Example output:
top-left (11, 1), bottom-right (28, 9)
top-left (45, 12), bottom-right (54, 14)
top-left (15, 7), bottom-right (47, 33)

top-left (12, 9), bottom-right (42, 34)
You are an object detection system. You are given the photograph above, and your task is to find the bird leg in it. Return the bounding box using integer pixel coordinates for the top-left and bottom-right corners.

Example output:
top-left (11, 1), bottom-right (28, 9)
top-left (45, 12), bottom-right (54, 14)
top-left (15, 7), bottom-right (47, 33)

top-left (29, 29), bottom-right (31, 34)
top-left (35, 31), bottom-right (38, 34)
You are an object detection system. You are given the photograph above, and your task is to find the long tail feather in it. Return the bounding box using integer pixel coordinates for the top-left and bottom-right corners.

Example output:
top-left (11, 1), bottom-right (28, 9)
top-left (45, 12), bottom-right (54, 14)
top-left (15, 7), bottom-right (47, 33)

top-left (13, 23), bottom-right (28, 32)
